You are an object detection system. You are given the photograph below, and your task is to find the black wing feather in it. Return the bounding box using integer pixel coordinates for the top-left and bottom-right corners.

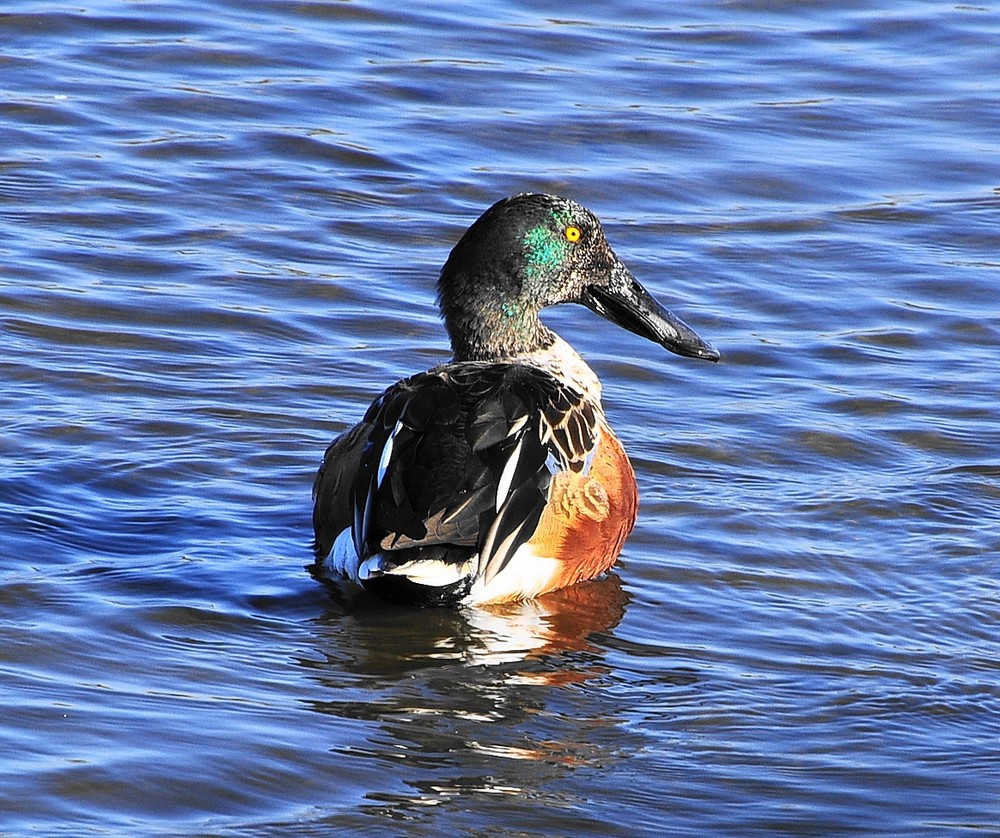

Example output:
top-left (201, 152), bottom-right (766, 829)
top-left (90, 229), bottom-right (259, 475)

top-left (313, 361), bottom-right (600, 579)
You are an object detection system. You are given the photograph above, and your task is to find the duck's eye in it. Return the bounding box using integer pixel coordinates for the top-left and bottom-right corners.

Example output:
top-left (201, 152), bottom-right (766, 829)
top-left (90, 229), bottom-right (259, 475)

top-left (564, 225), bottom-right (582, 242)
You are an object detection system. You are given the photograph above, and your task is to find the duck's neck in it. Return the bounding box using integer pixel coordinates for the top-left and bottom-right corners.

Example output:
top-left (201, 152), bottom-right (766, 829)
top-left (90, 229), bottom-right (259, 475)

top-left (444, 301), bottom-right (554, 364)
top-left (438, 277), bottom-right (603, 403)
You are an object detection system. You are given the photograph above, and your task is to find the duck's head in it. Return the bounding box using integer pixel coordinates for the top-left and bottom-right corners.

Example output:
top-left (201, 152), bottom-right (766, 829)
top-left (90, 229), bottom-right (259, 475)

top-left (437, 193), bottom-right (720, 364)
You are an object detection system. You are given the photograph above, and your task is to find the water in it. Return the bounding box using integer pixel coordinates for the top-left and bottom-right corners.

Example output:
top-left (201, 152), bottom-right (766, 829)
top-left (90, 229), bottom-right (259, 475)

top-left (2, 0), bottom-right (999, 834)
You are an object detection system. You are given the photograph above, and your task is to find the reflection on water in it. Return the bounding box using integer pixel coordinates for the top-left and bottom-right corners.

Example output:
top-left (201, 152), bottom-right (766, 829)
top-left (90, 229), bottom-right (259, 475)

top-left (301, 575), bottom-right (641, 822)
top-left (312, 572), bottom-right (629, 670)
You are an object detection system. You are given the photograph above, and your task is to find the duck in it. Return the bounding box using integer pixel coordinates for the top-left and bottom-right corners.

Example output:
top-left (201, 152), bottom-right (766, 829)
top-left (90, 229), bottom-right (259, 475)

top-left (312, 193), bottom-right (719, 607)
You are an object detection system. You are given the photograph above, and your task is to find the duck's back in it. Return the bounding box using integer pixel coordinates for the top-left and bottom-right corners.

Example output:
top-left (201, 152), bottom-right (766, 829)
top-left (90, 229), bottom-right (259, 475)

top-left (312, 361), bottom-right (637, 606)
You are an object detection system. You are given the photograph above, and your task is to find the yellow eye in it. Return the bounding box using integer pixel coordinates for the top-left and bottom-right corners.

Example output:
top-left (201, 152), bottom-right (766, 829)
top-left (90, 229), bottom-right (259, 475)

top-left (564, 225), bottom-right (581, 242)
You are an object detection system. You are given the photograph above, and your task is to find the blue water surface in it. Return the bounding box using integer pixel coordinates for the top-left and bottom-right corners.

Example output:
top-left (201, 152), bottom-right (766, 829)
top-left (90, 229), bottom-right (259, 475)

top-left (2, 1), bottom-right (999, 835)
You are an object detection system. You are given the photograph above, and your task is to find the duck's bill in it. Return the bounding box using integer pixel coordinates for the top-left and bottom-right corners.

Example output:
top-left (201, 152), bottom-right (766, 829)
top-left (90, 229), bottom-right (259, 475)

top-left (580, 267), bottom-right (720, 362)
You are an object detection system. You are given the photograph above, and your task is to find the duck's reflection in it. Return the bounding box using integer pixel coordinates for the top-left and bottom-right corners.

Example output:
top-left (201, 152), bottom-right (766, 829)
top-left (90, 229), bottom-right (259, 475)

top-left (310, 571), bottom-right (628, 673)
top-left (301, 574), bottom-right (634, 814)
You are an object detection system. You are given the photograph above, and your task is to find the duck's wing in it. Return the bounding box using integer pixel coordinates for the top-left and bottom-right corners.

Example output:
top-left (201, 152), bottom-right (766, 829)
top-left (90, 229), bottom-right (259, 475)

top-left (312, 362), bottom-right (600, 583)
top-left (311, 419), bottom-right (373, 558)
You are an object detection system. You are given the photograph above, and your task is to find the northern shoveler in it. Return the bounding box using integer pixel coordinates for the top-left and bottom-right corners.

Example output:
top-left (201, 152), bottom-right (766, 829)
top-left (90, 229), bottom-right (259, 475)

top-left (312, 193), bottom-right (719, 607)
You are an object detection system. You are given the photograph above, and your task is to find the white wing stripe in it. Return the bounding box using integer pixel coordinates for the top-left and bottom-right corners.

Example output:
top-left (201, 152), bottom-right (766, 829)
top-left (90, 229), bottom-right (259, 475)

top-left (376, 418), bottom-right (405, 489)
top-left (495, 434), bottom-right (524, 513)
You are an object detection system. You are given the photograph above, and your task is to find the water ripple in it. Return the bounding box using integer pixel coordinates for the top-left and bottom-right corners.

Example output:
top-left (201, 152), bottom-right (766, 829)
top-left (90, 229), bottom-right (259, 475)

top-left (3, 0), bottom-right (1000, 834)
